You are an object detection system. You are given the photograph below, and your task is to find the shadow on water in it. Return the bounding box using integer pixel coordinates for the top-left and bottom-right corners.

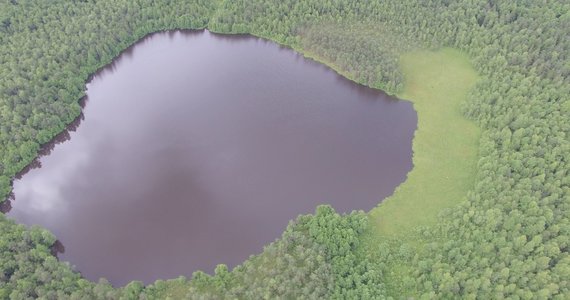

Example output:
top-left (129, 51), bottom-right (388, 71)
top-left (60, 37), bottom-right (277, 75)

top-left (50, 240), bottom-right (66, 257)
top-left (8, 99), bottom-right (86, 185)
top-left (3, 98), bottom-right (87, 215)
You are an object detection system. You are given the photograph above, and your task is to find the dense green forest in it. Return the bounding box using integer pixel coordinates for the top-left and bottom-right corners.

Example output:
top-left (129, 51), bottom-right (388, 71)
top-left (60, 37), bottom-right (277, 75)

top-left (0, 0), bottom-right (568, 298)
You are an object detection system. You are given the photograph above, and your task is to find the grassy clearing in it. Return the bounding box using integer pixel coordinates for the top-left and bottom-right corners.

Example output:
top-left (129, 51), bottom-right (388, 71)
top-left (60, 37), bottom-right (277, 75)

top-left (369, 48), bottom-right (480, 236)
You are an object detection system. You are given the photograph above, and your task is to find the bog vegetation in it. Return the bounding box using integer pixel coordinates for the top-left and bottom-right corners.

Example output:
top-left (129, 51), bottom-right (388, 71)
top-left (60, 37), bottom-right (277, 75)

top-left (0, 0), bottom-right (568, 299)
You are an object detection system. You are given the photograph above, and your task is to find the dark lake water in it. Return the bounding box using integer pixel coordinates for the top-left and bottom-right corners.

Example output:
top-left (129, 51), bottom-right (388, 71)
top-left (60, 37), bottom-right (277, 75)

top-left (6, 30), bottom-right (416, 286)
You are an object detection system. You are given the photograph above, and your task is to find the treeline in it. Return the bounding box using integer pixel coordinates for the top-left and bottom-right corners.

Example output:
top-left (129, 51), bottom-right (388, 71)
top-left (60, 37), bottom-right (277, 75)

top-left (0, 205), bottom-right (377, 299)
top-left (0, 0), bottom-right (219, 298)
top-left (211, 0), bottom-right (569, 297)
top-left (0, 217), bottom-right (116, 299)
top-left (0, 0), bottom-right (215, 199)
top-left (0, 0), bottom-right (568, 298)
top-left (299, 22), bottom-right (418, 93)
top-left (176, 206), bottom-right (382, 299)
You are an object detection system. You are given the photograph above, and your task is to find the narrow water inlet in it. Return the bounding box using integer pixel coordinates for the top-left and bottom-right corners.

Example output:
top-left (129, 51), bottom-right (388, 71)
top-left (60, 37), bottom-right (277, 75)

top-left (6, 30), bottom-right (417, 286)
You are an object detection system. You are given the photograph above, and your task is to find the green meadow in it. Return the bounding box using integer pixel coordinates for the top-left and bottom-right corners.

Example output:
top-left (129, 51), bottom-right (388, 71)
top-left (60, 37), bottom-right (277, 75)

top-left (370, 48), bottom-right (480, 236)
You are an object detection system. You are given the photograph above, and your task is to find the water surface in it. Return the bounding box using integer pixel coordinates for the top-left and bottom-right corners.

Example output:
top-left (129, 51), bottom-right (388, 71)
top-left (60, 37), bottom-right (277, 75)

top-left (7, 30), bottom-right (416, 286)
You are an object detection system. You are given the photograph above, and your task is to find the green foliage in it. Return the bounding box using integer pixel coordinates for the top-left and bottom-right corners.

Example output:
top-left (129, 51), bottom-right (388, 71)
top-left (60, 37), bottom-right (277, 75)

top-left (175, 206), bottom-right (382, 299)
top-left (0, 0), bottom-right (568, 298)
top-left (0, 0), bottom-right (216, 202)
top-left (0, 0), bottom-right (218, 298)
top-left (0, 214), bottom-right (120, 299)
top-left (299, 22), bottom-right (418, 94)
top-left (210, 0), bottom-right (569, 297)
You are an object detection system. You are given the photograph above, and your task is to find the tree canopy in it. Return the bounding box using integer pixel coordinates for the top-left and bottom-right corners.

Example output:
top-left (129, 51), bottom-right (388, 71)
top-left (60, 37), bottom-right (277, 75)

top-left (0, 0), bottom-right (568, 298)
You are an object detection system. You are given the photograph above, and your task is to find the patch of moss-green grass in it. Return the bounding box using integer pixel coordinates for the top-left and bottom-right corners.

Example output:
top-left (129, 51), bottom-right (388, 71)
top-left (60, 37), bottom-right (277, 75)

top-left (370, 48), bottom-right (480, 237)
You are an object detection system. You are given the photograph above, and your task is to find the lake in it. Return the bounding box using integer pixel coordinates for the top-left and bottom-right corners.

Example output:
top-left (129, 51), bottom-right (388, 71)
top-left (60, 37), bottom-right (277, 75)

top-left (6, 30), bottom-right (416, 286)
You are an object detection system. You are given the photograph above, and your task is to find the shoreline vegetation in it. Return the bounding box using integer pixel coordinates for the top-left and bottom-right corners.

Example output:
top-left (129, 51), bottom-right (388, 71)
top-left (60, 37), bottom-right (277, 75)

top-left (371, 48), bottom-right (480, 235)
top-left (0, 1), bottom-right (567, 298)
top-left (2, 26), bottom-right (480, 297)
top-left (366, 49), bottom-right (480, 297)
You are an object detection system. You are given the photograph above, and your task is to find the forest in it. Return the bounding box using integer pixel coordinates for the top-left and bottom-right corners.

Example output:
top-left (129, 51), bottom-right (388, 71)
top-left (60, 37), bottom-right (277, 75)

top-left (0, 0), bottom-right (568, 299)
